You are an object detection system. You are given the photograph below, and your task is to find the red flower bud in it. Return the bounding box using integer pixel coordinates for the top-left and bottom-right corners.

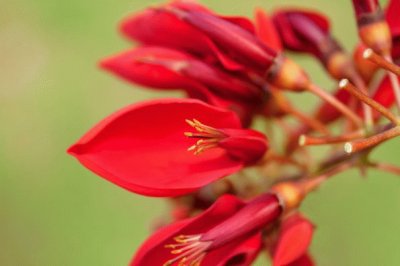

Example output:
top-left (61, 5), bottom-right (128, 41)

top-left (273, 9), bottom-right (359, 81)
top-left (272, 9), bottom-right (332, 60)
top-left (352, 0), bottom-right (391, 55)
top-left (352, 0), bottom-right (380, 18)
top-left (120, 2), bottom-right (256, 71)
top-left (169, 5), bottom-right (278, 71)
top-left (100, 46), bottom-right (263, 102)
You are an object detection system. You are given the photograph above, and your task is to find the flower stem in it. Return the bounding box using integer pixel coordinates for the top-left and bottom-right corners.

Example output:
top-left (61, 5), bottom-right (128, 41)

top-left (351, 74), bottom-right (374, 129)
top-left (368, 162), bottom-right (400, 176)
top-left (363, 48), bottom-right (400, 76)
top-left (344, 126), bottom-right (400, 154)
top-left (339, 79), bottom-right (400, 125)
top-left (307, 83), bottom-right (363, 128)
top-left (299, 130), bottom-right (364, 146)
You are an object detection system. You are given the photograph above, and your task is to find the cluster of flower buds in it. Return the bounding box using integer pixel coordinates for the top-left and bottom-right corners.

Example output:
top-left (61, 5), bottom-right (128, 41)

top-left (68, 0), bottom-right (400, 265)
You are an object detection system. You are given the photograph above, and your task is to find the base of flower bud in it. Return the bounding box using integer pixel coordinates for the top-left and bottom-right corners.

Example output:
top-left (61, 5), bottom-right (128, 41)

top-left (266, 55), bottom-right (310, 92)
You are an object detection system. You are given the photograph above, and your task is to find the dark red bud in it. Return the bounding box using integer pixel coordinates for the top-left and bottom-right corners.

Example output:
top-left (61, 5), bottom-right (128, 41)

top-left (170, 7), bottom-right (278, 71)
top-left (352, 0), bottom-right (380, 18)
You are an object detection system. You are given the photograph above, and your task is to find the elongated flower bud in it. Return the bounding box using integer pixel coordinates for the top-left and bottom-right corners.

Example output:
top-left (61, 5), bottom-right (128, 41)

top-left (352, 0), bottom-right (391, 55)
top-left (169, 7), bottom-right (277, 71)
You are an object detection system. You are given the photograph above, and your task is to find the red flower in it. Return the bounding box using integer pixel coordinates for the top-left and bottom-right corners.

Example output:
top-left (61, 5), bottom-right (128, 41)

top-left (68, 98), bottom-right (268, 197)
top-left (100, 46), bottom-right (263, 102)
top-left (120, 1), bottom-right (256, 71)
top-left (272, 9), bottom-right (332, 60)
top-left (131, 193), bottom-right (281, 266)
top-left (168, 5), bottom-right (277, 73)
top-left (272, 213), bottom-right (314, 266)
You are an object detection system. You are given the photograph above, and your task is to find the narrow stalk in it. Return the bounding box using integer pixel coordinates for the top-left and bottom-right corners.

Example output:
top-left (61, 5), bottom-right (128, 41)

top-left (285, 106), bottom-right (330, 135)
top-left (344, 126), bottom-right (400, 154)
top-left (368, 162), bottom-right (400, 176)
top-left (339, 79), bottom-right (400, 125)
top-left (385, 54), bottom-right (400, 113)
top-left (307, 83), bottom-right (363, 128)
top-left (299, 130), bottom-right (364, 146)
top-left (270, 88), bottom-right (330, 135)
top-left (351, 74), bottom-right (374, 129)
top-left (300, 161), bottom-right (354, 194)
top-left (363, 49), bottom-right (400, 76)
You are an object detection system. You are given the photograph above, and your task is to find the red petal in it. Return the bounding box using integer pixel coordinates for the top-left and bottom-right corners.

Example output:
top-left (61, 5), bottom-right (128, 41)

top-left (386, 0), bottom-right (400, 59)
top-left (273, 213), bottom-right (314, 266)
top-left (68, 99), bottom-right (243, 197)
top-left (214, 233), bottom-right (262, 266)
top-left (130, 194), bottom-right (245, 266)
top-left (371, 75), bottom-right (399, 115)
top-left (100, 46), bottom-right (196, 90)
top-left (255, 8), bottom-right (282, 52)
top-left (272, 9), bottom-right (330, 57)
top-left (386, 0), bottom-right (400, 35)
top-left (287, 253), bottom-right (315, 266)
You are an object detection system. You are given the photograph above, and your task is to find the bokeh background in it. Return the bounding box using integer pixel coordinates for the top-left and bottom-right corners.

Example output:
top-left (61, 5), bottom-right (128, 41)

top-left (1, 0), bottom-right (399, 265)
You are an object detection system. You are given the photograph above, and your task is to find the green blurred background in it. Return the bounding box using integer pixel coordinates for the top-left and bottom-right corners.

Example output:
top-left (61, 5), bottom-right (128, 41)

top-left (1, 0), bottom-right (399, 265)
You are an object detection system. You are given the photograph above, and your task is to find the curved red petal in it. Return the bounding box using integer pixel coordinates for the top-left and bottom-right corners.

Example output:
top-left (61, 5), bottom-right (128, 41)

top-left (255, 8), bottom-right (282, 52)
top-left (130, 194), bottom-right (245, 266)
top-left (68, 99), bottom-right (243, 197)
top-left (273, 213), bottom-right (314, 266)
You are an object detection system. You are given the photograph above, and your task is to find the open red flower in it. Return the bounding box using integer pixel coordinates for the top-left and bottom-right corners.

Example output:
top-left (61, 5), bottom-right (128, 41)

top-left (68, 98), bottom-right (268, 197)
top-left (131, 193), bottom-right (281, 266)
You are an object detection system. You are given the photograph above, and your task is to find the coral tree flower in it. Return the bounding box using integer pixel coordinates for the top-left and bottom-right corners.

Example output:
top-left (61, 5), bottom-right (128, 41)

top-left (68, 99), bottom-right (268, 197)
top-left (100, 46), bottom-right (263, 103)
top-left (272, 9), bottom-right (334, 62)
top-left (131, 193), bottom-right (281, 266)
top-left (120, 1), bottom-right (256, 71)
top-left (271, 213), bottom-right (314, 266)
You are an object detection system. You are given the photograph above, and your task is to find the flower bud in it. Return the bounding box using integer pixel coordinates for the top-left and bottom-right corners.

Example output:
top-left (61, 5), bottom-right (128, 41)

top-left (352, 0), bottom-right (392, 55)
